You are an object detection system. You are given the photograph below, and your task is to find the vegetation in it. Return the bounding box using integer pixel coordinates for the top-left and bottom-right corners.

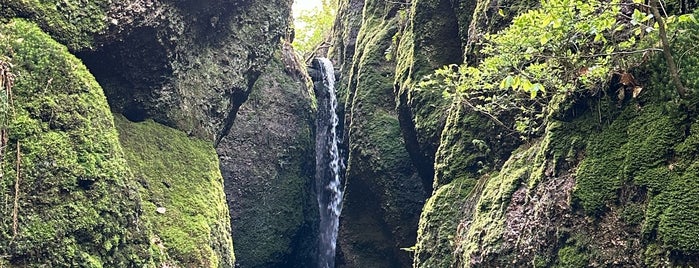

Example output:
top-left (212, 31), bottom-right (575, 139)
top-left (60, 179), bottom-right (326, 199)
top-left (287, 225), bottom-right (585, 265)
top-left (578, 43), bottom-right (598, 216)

top-left (419, 0), bottom-right (697, 139)
top-left (292, 0), bottom-right (337, 58)
top-left (413, 0), bottom-right (699, 265)
top-left (0, 0), bottom-right (110, 50)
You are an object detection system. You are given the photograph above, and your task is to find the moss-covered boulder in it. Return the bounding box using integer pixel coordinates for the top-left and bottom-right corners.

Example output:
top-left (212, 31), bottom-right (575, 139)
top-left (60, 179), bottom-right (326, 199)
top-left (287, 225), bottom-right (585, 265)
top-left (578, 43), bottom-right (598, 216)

top-left (216, 42), bottom-right (317, 268)
top-left (0, 19), bottom-right (151, 266)
top-left (115, 116), bottom-right (234, 268)
top-left (0, 0), bottom-right (111, 50)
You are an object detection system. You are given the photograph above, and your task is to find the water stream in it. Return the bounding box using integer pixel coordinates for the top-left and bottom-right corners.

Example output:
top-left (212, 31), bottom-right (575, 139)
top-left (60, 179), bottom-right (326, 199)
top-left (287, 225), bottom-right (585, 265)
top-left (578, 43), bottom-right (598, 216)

top-left (314, 57), bottom-right (343, 268)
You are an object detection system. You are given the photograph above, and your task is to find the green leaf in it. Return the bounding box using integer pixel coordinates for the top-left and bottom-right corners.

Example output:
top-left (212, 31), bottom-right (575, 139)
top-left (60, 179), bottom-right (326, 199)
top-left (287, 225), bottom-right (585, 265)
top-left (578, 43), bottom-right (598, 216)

top-left (520, 78), bottom-right (533, 92)
top-left (540, 34), bottom-right (551, 46)
top-left (512, 75), bottom-right (522, 90)
top-left (552, 19), bottom-right (562, 29)
top-left (531, 83), bottom-right (545, 99)
top-left (632, 9), bottom-right (645, 23)
top-left (594, 33), bottom-right (606, 43)
top-left (500, 75), bottom-right (515, 90)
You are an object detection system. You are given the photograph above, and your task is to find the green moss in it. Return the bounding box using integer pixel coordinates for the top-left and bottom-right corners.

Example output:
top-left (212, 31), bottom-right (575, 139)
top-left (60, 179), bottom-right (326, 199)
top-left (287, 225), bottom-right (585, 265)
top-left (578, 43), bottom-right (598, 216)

top-left (574, 102), bottom-right (683, 214)
top-left (555, 245), bottom-right (589, 268)
top-left (1, 0), bottom-right (109, 50)
top-left (413, 178), bottom-right (476, 267)
top-left (433, 102), bottom-right (504, 188)
top-left (0, 19), bottom-right (151, 266)
top-left (114, 116), bottom-right (234, 268)
top-left (457, 143), bottom-right (542, 263)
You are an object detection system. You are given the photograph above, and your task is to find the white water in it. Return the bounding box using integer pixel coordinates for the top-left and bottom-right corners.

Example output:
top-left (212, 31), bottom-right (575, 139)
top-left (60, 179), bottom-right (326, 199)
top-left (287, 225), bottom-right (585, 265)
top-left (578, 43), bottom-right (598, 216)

top-left (315, 58), bottom-right (343, 268)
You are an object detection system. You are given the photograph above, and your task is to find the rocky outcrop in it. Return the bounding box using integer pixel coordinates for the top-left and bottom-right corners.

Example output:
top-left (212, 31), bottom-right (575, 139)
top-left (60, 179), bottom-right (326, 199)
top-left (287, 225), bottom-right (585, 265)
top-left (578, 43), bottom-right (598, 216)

top-left (75, 0), bottom-right (292, 141)
top-left (216, 43), bottom-right (317, 268)
top-left (394, 0), bottom-right (470, 191)
top-left (330, 0), bottom-right (699, 267)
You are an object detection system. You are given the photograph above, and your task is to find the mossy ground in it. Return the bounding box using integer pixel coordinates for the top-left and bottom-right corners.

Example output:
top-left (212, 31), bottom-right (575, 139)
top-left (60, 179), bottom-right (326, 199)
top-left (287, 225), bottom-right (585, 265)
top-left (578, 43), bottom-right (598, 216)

top-left (0, 19), bottom-right (150, 267)
top-left (115, 115), bottom-right (234, 268)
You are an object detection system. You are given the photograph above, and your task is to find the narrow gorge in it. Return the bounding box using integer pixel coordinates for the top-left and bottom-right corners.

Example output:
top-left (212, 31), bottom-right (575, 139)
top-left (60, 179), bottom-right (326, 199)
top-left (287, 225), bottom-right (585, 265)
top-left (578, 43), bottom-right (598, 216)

top-left (1, 0), bottom-right (698, 267)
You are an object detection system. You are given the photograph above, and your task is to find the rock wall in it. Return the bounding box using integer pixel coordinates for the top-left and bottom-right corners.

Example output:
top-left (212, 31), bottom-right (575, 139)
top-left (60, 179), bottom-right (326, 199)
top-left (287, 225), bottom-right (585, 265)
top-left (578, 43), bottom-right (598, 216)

top-left (329, 1), bottom-right (426, 267)
top-left (330, 0), bottom-right (699, 267)
top-left (217, 42), bottom-right (317, 268)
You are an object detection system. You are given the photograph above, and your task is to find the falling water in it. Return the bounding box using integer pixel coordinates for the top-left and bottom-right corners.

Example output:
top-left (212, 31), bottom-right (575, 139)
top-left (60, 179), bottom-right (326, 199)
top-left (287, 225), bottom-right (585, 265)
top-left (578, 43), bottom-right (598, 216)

top-left (314, 57), bottom-right (343, 268)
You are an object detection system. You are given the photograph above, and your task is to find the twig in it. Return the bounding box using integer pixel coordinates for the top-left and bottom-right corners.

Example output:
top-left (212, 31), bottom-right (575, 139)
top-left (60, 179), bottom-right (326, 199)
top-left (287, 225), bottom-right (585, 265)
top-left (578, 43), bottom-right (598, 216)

top-left (11, 141), bottom-right (20, 240)
top-left (460, 98), bottom-right (516, 134)
top-left (649, 0), bottom-right (688, 97)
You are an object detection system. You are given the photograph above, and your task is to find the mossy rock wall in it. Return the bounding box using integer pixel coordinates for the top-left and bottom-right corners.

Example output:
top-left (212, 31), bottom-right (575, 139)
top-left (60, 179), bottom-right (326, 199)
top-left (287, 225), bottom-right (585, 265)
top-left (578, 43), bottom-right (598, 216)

top-left (335, 0), bottom-right (426, 267)
top-left (77, 0), bottom-right (294, 141)
top-left (216, 43), bottom-right (317, 268)
top-left (115, 115), bottom-right (234, 268)
top-left (393, 0), bottom-right (472, 190)
top-left (0, 19), bottom-right (151, 267)
top-left (413, 8), bottom-right (699, 267)
top-left (0, 0), bottom-right (110, 50)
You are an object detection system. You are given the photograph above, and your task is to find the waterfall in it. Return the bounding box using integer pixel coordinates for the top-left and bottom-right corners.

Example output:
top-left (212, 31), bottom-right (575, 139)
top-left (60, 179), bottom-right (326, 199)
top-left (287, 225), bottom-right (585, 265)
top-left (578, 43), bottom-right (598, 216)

top-left (314, 57), bottom-right (343, 268)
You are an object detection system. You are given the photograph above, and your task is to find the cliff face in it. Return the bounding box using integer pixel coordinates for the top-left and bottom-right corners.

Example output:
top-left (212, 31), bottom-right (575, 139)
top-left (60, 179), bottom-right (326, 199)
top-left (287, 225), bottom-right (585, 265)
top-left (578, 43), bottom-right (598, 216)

top-left (217, 42), bottom-right (317, 267)
top-left (329, 1), bottom-right (426, 267)
top-left (330, 0), bottom-right (699, 267)
top-left (1, 0), bottom-right (316, 267)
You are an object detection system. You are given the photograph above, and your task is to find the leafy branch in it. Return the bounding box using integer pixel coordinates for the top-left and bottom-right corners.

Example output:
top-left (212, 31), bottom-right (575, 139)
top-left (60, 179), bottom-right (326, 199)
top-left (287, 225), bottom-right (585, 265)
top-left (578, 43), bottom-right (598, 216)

top-left (418, 0), bottom-right (697, 139)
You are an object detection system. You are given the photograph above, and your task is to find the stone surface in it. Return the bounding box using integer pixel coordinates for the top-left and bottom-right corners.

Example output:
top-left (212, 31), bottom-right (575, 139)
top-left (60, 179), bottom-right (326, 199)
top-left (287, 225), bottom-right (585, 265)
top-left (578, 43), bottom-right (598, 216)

top-left (217, 43), bottom-right (317, 268)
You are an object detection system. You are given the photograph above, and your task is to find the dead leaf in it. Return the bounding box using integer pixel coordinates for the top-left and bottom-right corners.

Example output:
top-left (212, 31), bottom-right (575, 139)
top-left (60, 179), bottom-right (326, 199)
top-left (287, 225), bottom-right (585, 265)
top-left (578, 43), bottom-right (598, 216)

top-left (617, 88), bottom-right (625, 101)
top-left (632, 86), bottom-right (643, 98)
top-left (619, 72), bottom-right (636, 86)
top-left (579, 67), bottom-right (589, 76)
